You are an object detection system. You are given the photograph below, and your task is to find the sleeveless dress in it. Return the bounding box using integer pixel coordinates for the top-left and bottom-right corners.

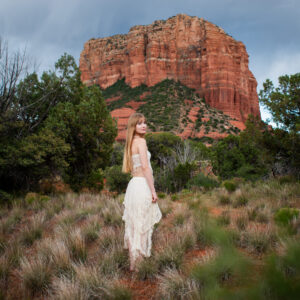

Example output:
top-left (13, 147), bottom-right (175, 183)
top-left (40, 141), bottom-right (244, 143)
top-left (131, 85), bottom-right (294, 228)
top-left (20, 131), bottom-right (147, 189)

top-left (122, 150), bottom-right (162, 263)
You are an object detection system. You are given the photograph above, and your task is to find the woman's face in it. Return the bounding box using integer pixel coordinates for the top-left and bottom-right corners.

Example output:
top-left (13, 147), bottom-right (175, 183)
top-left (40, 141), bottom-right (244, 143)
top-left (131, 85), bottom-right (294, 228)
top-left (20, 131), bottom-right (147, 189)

top-left (135, 118), bottom-right (147, 135)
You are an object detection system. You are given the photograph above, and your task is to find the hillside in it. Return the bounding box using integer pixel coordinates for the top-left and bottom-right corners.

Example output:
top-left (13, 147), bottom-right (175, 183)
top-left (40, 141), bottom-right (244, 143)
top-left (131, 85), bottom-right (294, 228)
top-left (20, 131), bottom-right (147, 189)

top-left (102, 78), bottom-right (244, 143)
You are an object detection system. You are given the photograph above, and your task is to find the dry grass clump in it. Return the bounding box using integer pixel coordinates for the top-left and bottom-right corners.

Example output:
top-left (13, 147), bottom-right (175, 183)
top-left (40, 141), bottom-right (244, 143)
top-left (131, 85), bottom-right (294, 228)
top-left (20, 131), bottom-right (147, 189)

top-left (18, 254), bottom-right (53, 297)
top-left (235, 213), bottom-right (249, 231)
top-left (49, 275), bottom-right (89, 300)
top-left (232, 191), bottom-right (249, 208)
top-left (99, 242), bottom-right (129, 275)
top-left (49, 263), bottom-right (132, 299)
top-left (136, 256), bottom-right (159, 280)
top-left (66, 227), bottom-right (88, 262)
top-left (99, 198), bottom-right (123, 226)
top-left (0, 207), bottom-right (23, 235)
top-left (156, 267), bottom-right (200, 300)
top-left (37, 237), bottom-right (73, 276)
top-left (98, 226), bottom-right (123, 252)
top-left (158, 196), bottom-right (173, 217)
top-left (19, 212), bottom-right (46, 246)
top-left (81, 214), bottom-right (101, 244)
top-left (238, 225), bottom-right (278, 255)
top-left (217, 210), bottom-right (231, 226)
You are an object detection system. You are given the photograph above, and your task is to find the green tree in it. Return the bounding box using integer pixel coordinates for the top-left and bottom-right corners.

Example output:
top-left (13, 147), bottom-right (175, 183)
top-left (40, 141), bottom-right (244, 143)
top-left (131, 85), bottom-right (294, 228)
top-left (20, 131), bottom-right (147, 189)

top-left (145, 132), bottom-right (182, 167)
top-left (211, 131), bottom-right (268, 181)
top-left (0, 52), bottom-right (117, 195)
top-left (45, 84), bottom-right (117, 191)
top-left (259, 73), bottom-right (300, 132)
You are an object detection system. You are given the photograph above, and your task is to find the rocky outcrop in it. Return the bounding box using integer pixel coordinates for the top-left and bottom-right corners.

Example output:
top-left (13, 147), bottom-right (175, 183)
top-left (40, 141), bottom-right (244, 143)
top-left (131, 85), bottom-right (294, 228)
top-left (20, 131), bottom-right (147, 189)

top-left (80, 14), bottom-right (261, 123)
top-left (110, 107), bottom-right (135, 141)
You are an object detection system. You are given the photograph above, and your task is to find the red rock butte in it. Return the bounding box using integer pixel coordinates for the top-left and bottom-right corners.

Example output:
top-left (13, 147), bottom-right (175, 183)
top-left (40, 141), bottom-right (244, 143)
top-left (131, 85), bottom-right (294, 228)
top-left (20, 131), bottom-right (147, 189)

top-left (80, 14), bottom-right (261, 133)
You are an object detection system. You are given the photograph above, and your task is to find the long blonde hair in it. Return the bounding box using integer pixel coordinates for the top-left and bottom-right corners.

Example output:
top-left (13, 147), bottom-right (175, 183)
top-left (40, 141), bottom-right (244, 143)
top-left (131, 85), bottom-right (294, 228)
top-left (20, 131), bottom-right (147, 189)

top-left (122, 112), bottom-right (146, 173)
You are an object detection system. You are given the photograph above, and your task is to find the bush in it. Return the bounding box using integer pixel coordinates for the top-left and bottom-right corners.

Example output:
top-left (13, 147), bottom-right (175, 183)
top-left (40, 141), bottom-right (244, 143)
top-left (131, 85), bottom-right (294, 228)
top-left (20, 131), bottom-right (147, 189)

top-left (278, 175), bottom-right (298, 185)
top-left (83, 168), bottom-right (104, 192)
top-left (222, 180), bottom-right (236, 192)
top-left (171, 194), bottom-right (178, 201)
top-left (173, 162), bottom-right (197, 192)
top-left (0, 190), bottom-right (13, 206)
top-left (233, 195), bottom-right (249, 207)
top-left (105, 165), bottom-right (131, 194)
top-left (274, 208), bottom-right (299, 227)
top-left (217, 211), bottom-right (231, 226)
top-left (187, 173), bottom-right (219, 191)
top-left (218, 195), bottom-right (231, 205)
top-left (158, 192), bottom-right (166, 198)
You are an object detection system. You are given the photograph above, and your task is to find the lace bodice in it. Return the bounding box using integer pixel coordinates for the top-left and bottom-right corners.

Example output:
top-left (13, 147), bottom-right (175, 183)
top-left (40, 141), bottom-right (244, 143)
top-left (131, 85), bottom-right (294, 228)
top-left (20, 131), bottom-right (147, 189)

top-left (132, 150), bottom-right (153, 175)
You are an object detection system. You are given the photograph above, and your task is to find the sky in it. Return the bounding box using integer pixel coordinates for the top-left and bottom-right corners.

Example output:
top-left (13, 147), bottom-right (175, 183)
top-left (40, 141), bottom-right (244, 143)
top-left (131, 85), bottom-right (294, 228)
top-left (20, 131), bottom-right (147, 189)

top-left (1, 0), bottom-right (300, 124)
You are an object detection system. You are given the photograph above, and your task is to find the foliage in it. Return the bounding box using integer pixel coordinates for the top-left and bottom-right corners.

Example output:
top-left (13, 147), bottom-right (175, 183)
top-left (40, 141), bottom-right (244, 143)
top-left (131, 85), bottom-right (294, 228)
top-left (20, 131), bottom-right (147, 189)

top-left (222, 180), bottom-right (237, 192)
top-left (186, 173), bottom-right (220, 191)
top-left (104, 165), bottom-right (131, 194)
top-left (211, 116), bottom-right (269, 180)
top-left (0, 52), bottom-right (117, 194)
top-left (101, 78), bottom-right (240, 136)
top-left (109, 142), bottom-right (125, 166)
top-left (259, 73), bottom-right (300, 132)
top-left (145, 132), bottom-right (182, 166)
top-left (240, 114), bottom-right (300, 177)
top-left (82, 168), bottom-right (105, 192)
top-left (274, 208), bottom-right (299, 227)
top-left (45, 83), bottom-right (117, 192)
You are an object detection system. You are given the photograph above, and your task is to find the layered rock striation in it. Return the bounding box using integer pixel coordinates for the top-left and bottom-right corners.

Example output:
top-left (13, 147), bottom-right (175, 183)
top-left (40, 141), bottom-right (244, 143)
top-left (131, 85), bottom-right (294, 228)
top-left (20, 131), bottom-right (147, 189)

top-left (80, 14), bottom-right (261, 123)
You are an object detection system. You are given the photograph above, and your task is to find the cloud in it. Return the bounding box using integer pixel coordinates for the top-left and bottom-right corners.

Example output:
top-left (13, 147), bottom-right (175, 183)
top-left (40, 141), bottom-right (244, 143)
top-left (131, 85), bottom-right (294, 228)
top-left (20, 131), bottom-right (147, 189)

top-left (1, 0), bottom-right (299, 126)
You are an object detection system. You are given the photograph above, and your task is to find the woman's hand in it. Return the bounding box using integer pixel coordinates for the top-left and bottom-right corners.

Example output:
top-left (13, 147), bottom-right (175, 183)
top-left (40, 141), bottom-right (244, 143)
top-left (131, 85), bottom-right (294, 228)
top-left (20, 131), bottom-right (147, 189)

top-left (152, 191), bottom-right (158, 203)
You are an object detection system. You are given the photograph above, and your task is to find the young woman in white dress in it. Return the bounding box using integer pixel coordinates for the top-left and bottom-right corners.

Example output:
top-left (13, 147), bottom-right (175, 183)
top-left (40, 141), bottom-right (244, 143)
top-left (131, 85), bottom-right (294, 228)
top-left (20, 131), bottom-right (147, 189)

top-left (122, 112), bottom-right (162, 272)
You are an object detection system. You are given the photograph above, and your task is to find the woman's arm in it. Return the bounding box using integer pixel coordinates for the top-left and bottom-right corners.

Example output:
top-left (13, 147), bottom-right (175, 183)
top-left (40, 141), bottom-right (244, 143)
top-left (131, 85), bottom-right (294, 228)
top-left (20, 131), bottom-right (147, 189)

top-left (137, 139), bottom-right (156, 194)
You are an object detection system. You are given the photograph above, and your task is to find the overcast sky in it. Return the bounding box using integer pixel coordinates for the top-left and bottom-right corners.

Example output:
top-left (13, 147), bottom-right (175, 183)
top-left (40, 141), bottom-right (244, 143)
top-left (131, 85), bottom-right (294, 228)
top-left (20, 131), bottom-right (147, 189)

top-left (1, 0), bottom-right (299, 123)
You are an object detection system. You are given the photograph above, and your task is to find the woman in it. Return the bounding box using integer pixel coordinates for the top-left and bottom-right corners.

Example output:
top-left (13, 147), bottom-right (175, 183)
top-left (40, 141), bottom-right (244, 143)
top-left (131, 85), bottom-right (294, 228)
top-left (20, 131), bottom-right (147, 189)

top-left (122, 112), bottom-right (162, 272)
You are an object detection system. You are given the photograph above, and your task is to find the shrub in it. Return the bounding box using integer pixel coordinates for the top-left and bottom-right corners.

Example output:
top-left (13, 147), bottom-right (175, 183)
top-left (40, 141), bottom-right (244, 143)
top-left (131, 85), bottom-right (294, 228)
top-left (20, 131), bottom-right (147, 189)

top-left (233, 194), bottom-right (249, 207)
top-left (0, 190), bottom-right (13, 206)
top-left (136, 257), bottom-right (159, 280)
top-left (171, 194), bottom-right (178, 201)
top-left (187, 173), bottom-right (219, 191)
top-left (173, 214), bottom-right (185, 226)
top-left (247, 206), bottom-right (259, 221)
top-left (173, 162), bottom-right (196, 192)
top-left (256, 212), bottom-right (269, 224)
top-left (83, 168), bottom-right (104, 192)
top-left (274, 208), bottom-right (299, 227)
top-left (25, 192), bottom-right (40, 205)
top-left (19, 255), bottom-right (52, 296)
top-left (222, 181), bottom-right (237, 192)
top-left (158, 192), bottom-right (166, 198)
top-left (157, 268), bottom-right (197, 300)
top-left (105, 165), bottom-right (131, 194)
top-left (235, 216), bottom-right (248, 231)
top-left (217, 211), bottom-right (231, 226)
top-left (156, 245), bottom-right (184, 271)
top-left (218, 195), bottom-right (231, 205)
top-left (278, 175), bottom-right (298, 185)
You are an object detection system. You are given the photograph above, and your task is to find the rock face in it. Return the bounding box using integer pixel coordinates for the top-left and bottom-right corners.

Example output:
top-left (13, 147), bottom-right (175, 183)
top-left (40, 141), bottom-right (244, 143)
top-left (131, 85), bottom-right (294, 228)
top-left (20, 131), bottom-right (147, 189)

top-left (80, 14), bottom-right (260, 123)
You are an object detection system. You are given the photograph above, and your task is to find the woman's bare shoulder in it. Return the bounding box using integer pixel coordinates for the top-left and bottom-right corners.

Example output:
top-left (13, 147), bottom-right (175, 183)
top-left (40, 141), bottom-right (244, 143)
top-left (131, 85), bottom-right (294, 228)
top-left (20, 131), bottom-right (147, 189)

top-left (132, 138), bottom-right (147, 150)
top-left (132, 138), bottom-right (147, 152)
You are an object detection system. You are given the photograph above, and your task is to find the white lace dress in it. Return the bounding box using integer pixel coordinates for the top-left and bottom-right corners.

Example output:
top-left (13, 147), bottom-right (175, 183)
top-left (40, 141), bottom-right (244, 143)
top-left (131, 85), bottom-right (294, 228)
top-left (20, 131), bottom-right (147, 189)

top-left (122, 150), bottom-right (162, 264)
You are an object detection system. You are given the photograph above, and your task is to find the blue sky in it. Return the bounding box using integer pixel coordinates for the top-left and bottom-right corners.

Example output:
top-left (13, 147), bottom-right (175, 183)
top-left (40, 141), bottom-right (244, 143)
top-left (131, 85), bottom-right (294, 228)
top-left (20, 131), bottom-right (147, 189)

top-left (1, 0), bottom-right (299, 125)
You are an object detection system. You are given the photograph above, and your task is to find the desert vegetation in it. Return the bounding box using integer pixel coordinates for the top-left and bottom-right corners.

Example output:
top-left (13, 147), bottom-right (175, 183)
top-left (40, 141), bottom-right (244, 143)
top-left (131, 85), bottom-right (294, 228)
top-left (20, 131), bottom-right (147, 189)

top-left (0, 177), bottom-right (299, 299)
top-left (101, 78), bottom-right (241, 138)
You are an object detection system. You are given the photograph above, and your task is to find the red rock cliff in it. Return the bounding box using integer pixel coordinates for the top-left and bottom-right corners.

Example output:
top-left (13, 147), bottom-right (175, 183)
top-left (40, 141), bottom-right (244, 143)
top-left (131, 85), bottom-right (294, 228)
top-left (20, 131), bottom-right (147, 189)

top-left (80, 14), bottom-right (261, 122)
